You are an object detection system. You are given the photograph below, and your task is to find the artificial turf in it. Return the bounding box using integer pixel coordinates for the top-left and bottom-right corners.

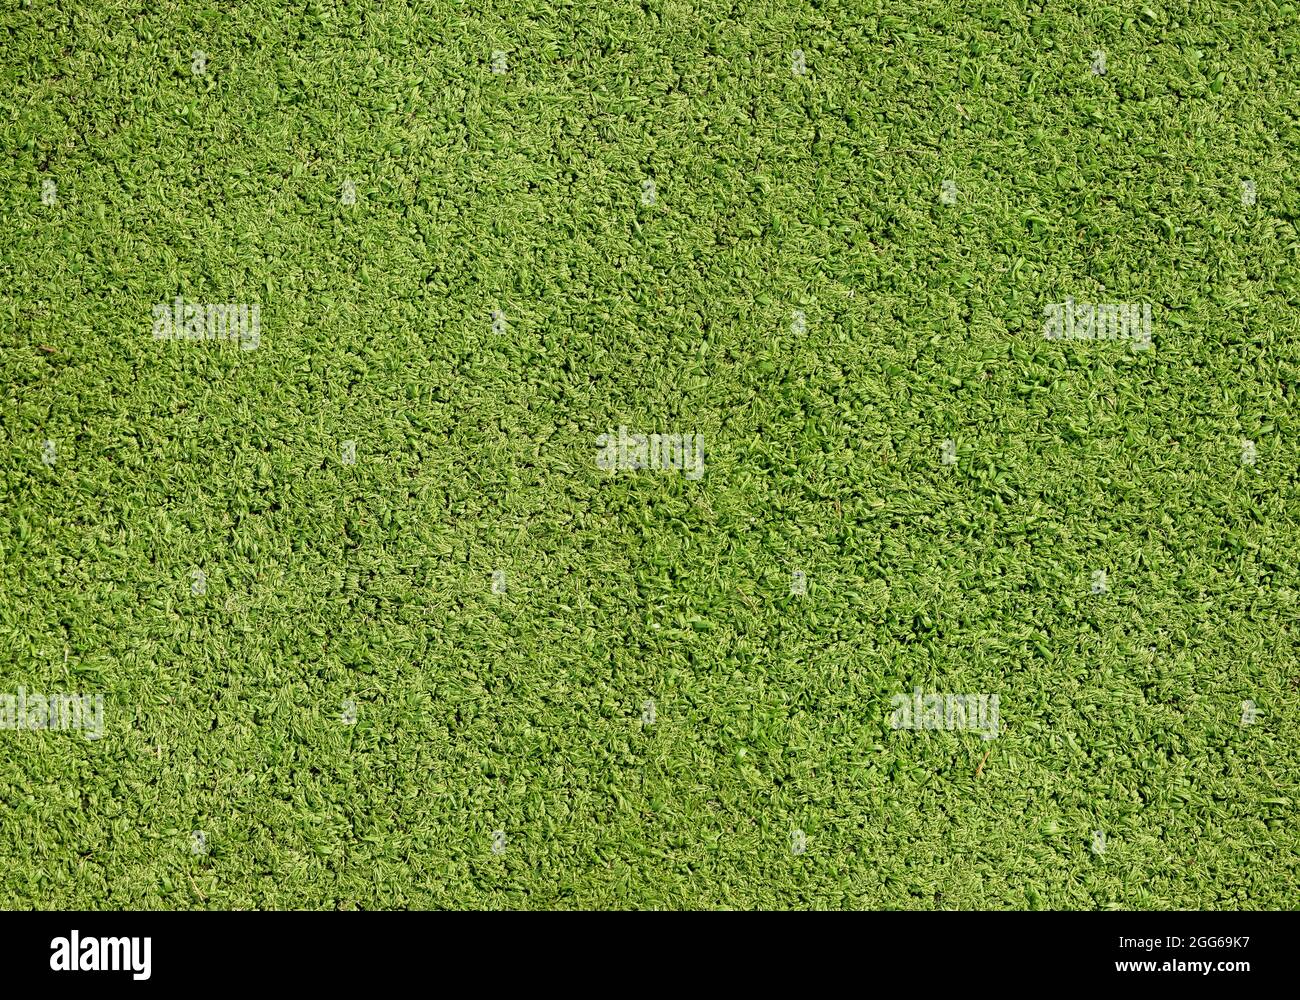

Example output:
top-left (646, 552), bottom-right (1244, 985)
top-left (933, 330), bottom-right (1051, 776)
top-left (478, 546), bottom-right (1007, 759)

top-left (1, 1), bottom-right (1298, 910)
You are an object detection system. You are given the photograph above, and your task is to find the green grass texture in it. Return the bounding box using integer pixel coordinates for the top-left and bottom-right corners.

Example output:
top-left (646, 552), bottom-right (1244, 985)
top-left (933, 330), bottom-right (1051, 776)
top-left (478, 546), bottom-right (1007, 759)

top-left (2, 1), bottom-right (1298, 909)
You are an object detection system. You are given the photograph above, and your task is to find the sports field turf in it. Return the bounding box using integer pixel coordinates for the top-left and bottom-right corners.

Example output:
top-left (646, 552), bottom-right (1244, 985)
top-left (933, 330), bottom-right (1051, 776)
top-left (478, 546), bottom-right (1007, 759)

top-left (2, 1), bottom-right (1298, 910)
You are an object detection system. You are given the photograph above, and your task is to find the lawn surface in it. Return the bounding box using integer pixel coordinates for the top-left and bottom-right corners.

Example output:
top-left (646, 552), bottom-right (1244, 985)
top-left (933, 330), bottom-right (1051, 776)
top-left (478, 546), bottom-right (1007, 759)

top-left (2, 1), bottom-right (1298, 909)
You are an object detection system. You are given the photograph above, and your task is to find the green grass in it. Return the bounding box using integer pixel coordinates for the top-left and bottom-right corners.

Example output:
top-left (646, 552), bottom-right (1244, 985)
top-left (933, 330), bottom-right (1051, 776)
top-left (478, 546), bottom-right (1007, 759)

top-left (2, 0), bottom-right (1298, 909)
